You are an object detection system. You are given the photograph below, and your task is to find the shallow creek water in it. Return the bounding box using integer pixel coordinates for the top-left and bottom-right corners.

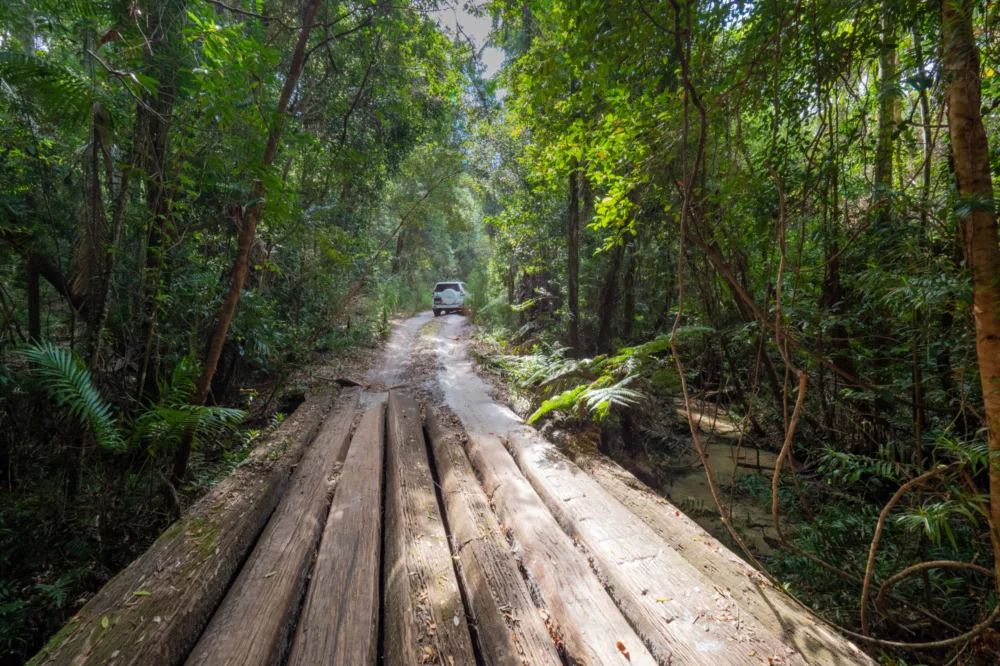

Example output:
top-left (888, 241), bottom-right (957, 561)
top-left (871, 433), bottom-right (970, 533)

top-left (664, 438), bottom-right (780, 555)
top-left (657, 400), bottom-right (780, 555)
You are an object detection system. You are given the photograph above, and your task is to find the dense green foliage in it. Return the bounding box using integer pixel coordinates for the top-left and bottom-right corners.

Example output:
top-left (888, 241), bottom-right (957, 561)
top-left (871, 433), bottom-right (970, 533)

top-left (0, 1), bottom-right (487, 660)
top-left (464, 0), bottom-right (1000, 662)
top-left (5, 0), bottom-right (1000, 663)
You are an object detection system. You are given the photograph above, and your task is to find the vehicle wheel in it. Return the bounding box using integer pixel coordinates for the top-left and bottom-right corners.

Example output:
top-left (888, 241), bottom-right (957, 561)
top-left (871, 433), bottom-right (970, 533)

top-left (433, 309), bottom-right (441, 317)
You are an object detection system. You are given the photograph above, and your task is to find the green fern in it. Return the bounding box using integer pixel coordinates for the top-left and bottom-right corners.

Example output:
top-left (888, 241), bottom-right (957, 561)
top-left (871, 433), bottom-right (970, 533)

top-left (527, 385), bottom-right (588, 423)
top-left (137, 356), bottom-right (245, 453)
top-left (18, 340), bottom-right (124, 451)
top-left (133, 404), bottom-right (245, 454)
top-left (580, 375), bottom-right (643, 420)
top-left (895, 500), bottom-right (977, 551)
top-left (527, 375), bottom-right (643, 423)
top-left (0, 52), bottom-right (97, 122)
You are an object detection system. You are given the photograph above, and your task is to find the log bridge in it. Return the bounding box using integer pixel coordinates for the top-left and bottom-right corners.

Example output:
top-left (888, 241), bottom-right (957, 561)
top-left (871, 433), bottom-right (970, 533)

top-left (28, 387), bottom-right (872, 666)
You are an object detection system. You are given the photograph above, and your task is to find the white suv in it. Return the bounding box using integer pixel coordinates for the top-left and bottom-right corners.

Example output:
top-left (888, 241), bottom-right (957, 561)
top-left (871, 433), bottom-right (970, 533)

top-left (432, 281), bottom-right (468, 316)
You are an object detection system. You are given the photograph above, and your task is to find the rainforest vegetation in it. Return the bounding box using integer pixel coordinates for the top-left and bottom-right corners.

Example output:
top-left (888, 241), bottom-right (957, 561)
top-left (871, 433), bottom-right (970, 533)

top-left (2, 0), bottom-right (1000, 664)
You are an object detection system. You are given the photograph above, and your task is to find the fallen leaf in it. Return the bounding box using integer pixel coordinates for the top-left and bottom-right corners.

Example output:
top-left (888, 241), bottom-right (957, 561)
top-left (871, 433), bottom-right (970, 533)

top-left (655, 597), bottom-right (671, 603)
top-left (132, 590), bottom-right (151, 596)
top-left (616, 641), bottom-right (631, 661)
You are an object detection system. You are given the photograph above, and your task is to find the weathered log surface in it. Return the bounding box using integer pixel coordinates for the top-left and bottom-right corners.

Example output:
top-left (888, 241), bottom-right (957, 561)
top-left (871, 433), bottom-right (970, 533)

top-left (436, 336), bottom-right (655, 664)
top-left (383, 391), bottom-right (476, 666)
top-left (581, 453), bottom-right (873, 666)
top-left (27, 392), bottom-right (336, 666)
top-left (425, 406), bottom-right (563, 666)
top-left (434, 329), bottom-right (657, 664)
top-left (507, 425), bottom-right (800, 665)
top-left (185, 388), bottom-right (360, 666)
top-left (287, 402), bottom-right (385, 666)
top-left (456, 433), bottom-right (655, 664)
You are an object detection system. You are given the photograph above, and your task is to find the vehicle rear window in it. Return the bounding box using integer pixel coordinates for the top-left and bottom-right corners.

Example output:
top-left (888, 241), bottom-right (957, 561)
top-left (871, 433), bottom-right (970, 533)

top-left (434, 283), bottom-right (460, 292)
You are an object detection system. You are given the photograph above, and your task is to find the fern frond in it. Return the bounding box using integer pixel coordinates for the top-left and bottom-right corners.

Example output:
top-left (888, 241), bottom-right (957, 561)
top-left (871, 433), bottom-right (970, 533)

top-left (134, 404), bottom-right (245, 453)
top-left (0, 52), bottom-right (97, 122)
top-left (580, 375), bottom-right (644, 420)
top-left (156, 355), bottom-right (199, 407)
top-left (18, 340), bottom-right (124, 451)
top-left (527, 385), bottom-right (588, 424)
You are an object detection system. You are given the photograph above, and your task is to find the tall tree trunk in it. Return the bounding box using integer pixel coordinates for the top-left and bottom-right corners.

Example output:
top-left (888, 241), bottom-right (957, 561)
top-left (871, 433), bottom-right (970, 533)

top-left (912, 25), bottom-right (932, 242)
top-left (82, 107), bottom-right (108, 362)
top-left (942, 0), bottom-right (1000, 584)
top-left (912, 24), bottom-right (932, 464)
top-left (596, 238), bottom-right (626, 354)
top-left (135, 0), bottom-right (187, 397)
top-left (392, 228), bottom-right (404, 274)
top-left (622, 233), bottom-right (638, 340)
top-left (26, 258), bottom-right (40, 341)
top-left (567, 166), bottom-right (581, 356)
top-left (172, 0), bottom-right (324, 483)
top-left (873, 1), bottom-right (897, 232)
top-left (506, 261), bottom-right (515, 306)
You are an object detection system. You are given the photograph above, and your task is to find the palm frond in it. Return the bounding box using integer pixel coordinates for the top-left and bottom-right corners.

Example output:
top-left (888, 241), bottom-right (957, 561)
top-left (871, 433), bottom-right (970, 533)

top-left (133, 404), bottom-right (245, 453)
top-left (156, 355), bottom-right (199, 407)
top-left (0, 52), bottom-right (97, 122)
top-left (18, 340), bottom-right (124, 451)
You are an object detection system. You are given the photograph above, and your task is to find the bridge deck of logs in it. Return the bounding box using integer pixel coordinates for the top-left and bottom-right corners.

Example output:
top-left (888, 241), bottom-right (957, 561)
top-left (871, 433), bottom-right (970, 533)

top-left (28, 387), bottom-right (873, 666)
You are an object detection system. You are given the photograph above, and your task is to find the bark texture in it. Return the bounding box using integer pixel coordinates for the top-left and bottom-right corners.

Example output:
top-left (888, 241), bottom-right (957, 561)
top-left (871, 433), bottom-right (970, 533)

top-left (581, 453), bottom-right (872, 666)
top-left (287, 403), bottom-right (385, 666)
top-left (27, 393), bottom-right (334, 666)
top-left (184, 389), bottom-right (359, 666)
top-left (425, 407), bottom-right (563, 666)
top-left (596, 237), bottom-right (627, 354)
top-left (383, 391), bottom-right (475, 666)
top-left (506, 426), bottom-right (798, 665)
top-left (942, 0), bottom-right (1000, 582)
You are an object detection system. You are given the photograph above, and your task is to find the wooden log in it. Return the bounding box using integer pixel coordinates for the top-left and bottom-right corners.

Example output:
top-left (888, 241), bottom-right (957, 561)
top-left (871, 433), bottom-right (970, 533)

top-left (184, 388), bottom-right (360, 666)
top-left (461, 431), bottom-right (655, 666)
top-left (425, 406), bottom-right (562, 666)
top-left (580, 454), bottom-right (873, 666)
top-left (506, 425), bottom-right (811, 665)
top-left (434, 330), bottom-right (653, 665)
top-left (286, 402), bottom-right (385, 666)
top-left (383, 391), bottom-right (476, 666)
top-left (27, 392), bottom-right (336, 666)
